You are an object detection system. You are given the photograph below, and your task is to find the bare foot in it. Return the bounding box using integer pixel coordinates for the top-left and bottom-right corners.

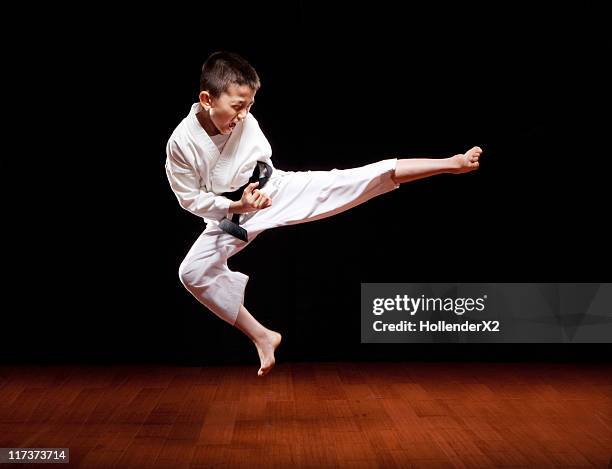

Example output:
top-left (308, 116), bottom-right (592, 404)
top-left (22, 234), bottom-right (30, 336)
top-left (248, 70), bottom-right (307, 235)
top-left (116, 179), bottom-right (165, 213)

top-left (451, 146), bottom-right (483, 174)
top-left (253, 330), bottom-right (282, 377)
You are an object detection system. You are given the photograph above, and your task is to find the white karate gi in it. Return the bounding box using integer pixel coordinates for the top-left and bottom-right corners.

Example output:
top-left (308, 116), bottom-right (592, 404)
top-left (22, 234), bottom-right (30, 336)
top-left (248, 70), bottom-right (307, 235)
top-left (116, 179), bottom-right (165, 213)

top-left (166, 103), bottom-right (399, 326)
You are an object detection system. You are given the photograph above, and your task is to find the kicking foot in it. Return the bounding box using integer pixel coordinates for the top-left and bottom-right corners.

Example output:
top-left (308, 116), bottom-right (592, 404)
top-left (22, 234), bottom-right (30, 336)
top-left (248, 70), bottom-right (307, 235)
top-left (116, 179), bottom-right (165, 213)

top-left (253, 330), bottom-right (282, 377)
top-left (451, 146), bottom-right (483, 174)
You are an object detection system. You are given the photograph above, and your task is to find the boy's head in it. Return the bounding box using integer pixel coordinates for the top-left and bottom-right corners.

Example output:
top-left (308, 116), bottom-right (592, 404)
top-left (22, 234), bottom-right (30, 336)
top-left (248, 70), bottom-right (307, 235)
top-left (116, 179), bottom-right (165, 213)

top-left (199, 51), bottom-right (260, 135)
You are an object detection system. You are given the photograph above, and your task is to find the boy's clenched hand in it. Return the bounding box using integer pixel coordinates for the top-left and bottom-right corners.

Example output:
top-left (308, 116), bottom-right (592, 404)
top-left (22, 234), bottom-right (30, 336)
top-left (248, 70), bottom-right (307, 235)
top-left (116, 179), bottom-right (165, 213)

top-left (233, 181), bottom-right (272, 214)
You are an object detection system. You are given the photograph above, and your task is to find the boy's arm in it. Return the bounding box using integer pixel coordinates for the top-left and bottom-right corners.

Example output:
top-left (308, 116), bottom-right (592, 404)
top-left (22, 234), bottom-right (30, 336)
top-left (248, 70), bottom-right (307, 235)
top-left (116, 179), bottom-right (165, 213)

top-left (228, 200), bottom-right (244, 214)
top-left (165, 148), bottom-right (231, 221)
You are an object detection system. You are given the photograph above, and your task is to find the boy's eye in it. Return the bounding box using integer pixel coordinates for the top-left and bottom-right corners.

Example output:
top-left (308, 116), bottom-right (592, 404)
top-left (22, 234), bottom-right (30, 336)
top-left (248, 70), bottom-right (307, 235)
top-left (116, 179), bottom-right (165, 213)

top-left (233, 103), bottom-right (253, 111)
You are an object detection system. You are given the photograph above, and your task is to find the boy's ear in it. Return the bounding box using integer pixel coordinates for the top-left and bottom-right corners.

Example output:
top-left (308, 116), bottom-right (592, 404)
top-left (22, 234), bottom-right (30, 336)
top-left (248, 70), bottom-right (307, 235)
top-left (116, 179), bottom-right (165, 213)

top-left (199, 91), bottom-right (213, 110)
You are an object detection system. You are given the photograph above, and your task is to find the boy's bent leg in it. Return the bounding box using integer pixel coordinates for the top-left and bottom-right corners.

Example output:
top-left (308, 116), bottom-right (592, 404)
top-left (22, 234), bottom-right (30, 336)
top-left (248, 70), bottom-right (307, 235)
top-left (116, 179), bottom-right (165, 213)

top-left (178, 229), bottom-right (282, 377)
top-left (242, 158), bottom-right (400, 235)
top-left (234, 304), bottom-right (282, 377)
top-left (178, 230), bottom-right (251, 326)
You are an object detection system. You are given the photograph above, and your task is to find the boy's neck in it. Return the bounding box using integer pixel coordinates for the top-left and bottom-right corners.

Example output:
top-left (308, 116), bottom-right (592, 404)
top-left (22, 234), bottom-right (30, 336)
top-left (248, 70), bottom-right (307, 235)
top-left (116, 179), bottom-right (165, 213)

top-left (196, 109), bottom-right (220, 136)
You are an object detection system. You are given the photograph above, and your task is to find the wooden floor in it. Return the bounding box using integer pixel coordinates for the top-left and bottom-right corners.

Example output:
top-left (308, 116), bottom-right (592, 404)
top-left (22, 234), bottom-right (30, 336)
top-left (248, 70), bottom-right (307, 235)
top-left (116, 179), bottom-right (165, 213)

top-left (0, 362), bottom-right (610, 468)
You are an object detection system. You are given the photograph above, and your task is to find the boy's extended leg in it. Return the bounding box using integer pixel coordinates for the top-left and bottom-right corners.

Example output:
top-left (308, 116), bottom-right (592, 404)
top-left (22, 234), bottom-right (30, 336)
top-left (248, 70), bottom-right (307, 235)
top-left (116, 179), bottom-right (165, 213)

top-left (391, 146), bottom-right (483, 184)
top-left (242, 146), bottom-right (483, 236)
top-left (241, 158), bottom-right (400, 236)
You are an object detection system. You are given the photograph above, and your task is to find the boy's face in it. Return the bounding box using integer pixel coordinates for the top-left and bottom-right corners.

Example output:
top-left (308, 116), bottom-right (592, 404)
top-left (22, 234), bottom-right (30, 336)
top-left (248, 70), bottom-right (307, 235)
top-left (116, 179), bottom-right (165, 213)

top-left (200, 84), bottom-right (256, 135)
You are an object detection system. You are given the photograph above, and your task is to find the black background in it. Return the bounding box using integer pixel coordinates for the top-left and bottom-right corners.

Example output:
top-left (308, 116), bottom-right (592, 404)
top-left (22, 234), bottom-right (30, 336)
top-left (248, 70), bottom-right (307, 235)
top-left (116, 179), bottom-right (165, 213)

top-left (4, 3), bottom-right (610, 365)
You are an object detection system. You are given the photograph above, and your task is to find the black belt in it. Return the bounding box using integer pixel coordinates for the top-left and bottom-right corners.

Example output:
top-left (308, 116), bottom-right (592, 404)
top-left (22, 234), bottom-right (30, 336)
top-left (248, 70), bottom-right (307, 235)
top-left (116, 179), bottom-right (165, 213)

top-left (218, 161), bottom-right (273, 242)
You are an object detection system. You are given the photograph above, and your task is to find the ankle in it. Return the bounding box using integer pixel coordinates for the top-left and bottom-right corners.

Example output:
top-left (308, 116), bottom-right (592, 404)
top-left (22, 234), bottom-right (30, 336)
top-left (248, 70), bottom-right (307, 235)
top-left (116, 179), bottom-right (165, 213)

top-left (446, 155), bottom-right (462, 174)
top-left (253, 328), bottom-right (271, 343)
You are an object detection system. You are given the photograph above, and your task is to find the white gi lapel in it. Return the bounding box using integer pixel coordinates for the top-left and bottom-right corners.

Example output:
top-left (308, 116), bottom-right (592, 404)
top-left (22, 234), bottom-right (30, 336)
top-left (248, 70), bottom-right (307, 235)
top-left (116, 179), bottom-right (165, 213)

top-left (210, 120), bottom-right (245, 192)
top-left (189, 103), bottom-right (220, 160)
top-left (188, 102), bottom-right (243, 194)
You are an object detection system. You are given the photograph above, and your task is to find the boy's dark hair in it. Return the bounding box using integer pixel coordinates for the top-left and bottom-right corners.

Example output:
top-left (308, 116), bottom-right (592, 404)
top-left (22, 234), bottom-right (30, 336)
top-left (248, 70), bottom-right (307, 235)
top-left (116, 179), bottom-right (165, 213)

top-left (200, 51), bottom-right (260, 97)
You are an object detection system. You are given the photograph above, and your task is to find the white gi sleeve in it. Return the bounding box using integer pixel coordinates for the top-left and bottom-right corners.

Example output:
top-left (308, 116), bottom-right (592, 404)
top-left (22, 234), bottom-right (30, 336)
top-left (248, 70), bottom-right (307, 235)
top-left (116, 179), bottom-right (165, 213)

top-left (165, 140), bottom-right (232, 221)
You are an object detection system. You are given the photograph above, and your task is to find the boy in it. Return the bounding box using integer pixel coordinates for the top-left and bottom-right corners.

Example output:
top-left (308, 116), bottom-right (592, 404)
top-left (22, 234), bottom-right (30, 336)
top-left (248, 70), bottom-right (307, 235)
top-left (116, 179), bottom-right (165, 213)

top-left (165, 51), bottom-right (483, 377)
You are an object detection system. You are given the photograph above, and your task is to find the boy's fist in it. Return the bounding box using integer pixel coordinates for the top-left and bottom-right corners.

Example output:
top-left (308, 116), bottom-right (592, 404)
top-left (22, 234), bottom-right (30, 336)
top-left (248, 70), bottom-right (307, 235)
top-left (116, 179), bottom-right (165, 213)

top-left (240, 181), bottom-right (272, 212)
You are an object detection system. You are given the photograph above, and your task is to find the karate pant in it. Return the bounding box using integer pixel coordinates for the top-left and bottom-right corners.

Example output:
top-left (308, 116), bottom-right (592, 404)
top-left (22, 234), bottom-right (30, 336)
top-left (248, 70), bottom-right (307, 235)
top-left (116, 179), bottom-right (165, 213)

top-left (178, 158), bottom-right (399, 326)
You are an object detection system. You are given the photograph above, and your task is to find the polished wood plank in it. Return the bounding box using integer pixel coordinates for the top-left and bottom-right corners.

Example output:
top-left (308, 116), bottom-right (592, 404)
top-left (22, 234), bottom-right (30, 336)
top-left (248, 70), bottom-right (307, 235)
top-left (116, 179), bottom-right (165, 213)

top-left (0, 362), bottom-right (610, 468)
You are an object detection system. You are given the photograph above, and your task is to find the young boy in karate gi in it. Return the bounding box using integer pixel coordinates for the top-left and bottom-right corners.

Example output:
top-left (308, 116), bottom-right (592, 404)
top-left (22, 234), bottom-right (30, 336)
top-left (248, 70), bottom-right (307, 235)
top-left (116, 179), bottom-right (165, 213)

top-left (165, 51), bottom-right (484, 377)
